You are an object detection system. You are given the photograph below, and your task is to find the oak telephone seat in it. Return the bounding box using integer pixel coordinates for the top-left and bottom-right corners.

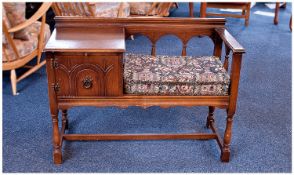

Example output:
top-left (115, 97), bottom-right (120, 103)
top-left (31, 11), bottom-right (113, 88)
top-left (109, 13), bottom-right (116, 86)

top-left (44, 17), bottom-right (245, 164)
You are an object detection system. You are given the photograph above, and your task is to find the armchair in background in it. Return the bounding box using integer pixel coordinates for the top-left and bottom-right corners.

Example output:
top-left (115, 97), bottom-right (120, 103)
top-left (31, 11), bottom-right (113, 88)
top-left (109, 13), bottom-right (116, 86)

top-left (2, 2), bottom-right (52, 95)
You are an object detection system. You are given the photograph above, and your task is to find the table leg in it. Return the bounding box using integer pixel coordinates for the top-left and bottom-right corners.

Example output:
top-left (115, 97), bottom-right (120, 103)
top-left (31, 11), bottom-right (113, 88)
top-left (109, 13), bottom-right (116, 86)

top-left (51, 110), bottom-right (62, 164)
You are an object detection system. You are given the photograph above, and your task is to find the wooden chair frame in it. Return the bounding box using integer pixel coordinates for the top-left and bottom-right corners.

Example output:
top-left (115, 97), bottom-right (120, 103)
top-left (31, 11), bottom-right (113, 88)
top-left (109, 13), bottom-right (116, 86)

top-left (45, 17), bottom-right (245, 164)
top-left (2, 2), bottom-right (52, 95)
top-left (199, 2), bottom-right (251, 26)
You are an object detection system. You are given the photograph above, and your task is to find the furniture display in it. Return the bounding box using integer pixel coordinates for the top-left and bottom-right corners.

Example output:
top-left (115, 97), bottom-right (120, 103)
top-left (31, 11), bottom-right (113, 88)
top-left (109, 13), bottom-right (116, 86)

top-left (44, 17), bottom-right (245, 164)
top-left (2, 2), bottom-right (52, 95)
top-left (195, 2), bottom-right (251, 26)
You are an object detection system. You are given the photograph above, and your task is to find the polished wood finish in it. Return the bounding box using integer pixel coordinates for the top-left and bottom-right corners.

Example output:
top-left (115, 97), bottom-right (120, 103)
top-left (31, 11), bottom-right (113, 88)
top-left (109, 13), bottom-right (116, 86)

top-left (57, 96), bottom-right (230, 109)
top-left (45, 17), bottom-right (245, 164)
top-left (3, 2), bottom-right (52, 95)
top-left (45, 27), bottom-right (125, 52)
top-left (63, 133), bottom-right (218, 141)
top-left (200, 2), bottom-right (251, 26)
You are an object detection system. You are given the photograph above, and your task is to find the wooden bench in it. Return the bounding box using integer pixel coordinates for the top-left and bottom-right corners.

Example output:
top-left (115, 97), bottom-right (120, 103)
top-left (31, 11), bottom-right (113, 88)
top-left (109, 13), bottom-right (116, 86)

top-left (44, 17), bottom-right (245, 164)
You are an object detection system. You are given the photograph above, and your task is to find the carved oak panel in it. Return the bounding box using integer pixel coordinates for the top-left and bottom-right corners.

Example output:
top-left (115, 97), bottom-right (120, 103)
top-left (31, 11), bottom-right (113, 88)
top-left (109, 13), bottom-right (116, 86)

top-left (52, 54), bottom-right (123, 97)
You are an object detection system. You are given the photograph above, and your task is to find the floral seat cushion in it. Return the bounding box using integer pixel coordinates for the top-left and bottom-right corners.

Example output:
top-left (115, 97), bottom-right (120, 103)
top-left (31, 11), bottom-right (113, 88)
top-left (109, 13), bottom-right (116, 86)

top-left (2, 21), bottom-right (51, 62)
top-left (124, 54), bottom-right (230, 96)
top-left (92, 2), bottom-right (130, 17)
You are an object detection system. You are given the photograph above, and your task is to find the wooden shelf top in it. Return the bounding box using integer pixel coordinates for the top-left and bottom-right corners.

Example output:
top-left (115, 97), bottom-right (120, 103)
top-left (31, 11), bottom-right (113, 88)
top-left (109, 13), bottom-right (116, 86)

top-left (44, 27), bottom-right (125, 53)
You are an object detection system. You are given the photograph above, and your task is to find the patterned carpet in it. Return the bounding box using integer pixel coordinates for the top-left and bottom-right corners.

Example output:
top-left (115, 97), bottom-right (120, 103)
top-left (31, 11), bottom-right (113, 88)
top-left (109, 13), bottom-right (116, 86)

top-left (2, 3), bottom-right (292, 172)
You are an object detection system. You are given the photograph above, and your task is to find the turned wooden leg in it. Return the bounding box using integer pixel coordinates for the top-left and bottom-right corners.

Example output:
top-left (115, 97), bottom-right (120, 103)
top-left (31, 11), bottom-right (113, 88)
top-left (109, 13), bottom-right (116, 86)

top-left (51, 111), bottom-right (62, 164)
top-left (200, 2), bottom-right (207, 18)
top-left (10, 69), bottom-right (18, 95)
top-left (206, 106), bottom-right (215, 128)
top-left (290, 15), bottom-right (292, 32)
top-left (274, 2), bottom-right (280, 25)
top-left (62, 110), bottom-right (69, 130)
top-left (244, 4), bottom-right (251, 27)
top-left (221, 113), bottom-right (234, 162)
top-left (189, 2), bottom-right (194, 17)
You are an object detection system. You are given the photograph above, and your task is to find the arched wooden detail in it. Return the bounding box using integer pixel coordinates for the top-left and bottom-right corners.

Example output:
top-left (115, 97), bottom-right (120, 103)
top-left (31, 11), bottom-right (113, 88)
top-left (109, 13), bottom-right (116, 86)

top-left (182, 35), bottom-right (214, 56)
top-left (126, 30), bottom-right (218, 57)
top-left (55, 64), bottom-right (71, 96)
top-left (52, 57), bottom-right (119, 97)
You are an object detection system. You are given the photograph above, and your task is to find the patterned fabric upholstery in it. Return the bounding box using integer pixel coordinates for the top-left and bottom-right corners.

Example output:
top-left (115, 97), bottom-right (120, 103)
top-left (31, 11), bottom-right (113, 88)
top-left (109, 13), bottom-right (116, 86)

top-left (3, 2), bottom-right (29, 40)
top-left (2, 21), bottom-right (51, 62)
top-left (2, 7), bottom-right (12, 44)
top-left (93, 2), bottom-right (130, 17)
top-left (129, 2), bottom-right (156, 15)
top-left (124, 54), bottom-right (230, 96)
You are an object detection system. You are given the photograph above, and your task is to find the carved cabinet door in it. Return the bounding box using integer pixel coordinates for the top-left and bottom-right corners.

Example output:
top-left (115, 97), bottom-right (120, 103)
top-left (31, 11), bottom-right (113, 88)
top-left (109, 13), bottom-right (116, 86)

top-left (52, 54), bottom-right (123, 97)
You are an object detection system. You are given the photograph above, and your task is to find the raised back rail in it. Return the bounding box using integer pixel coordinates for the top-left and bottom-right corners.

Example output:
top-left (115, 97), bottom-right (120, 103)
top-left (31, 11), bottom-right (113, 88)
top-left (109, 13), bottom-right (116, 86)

top-left (54, 17), bottom-right (226, 57)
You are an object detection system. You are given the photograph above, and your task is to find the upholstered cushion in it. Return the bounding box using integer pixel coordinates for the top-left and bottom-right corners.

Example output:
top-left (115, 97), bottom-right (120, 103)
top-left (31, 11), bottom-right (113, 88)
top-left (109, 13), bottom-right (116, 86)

top-left (3, 2), bottom-right (29, 40)
top-left (2, 7), bottom-right (13, 44)
top-left (2, 21), bottom-right (51, 62)
top-left (94, 2), bottom-right (130, 17)
top-left (124, 54), bottom-right (230, 96)
top-left (129, 2), bottom-right (156, 16)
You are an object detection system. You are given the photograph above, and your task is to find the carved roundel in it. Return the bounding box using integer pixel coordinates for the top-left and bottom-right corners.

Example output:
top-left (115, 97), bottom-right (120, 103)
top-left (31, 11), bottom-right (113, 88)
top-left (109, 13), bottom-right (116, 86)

top-left (82, 76), bottom-right (93, 89)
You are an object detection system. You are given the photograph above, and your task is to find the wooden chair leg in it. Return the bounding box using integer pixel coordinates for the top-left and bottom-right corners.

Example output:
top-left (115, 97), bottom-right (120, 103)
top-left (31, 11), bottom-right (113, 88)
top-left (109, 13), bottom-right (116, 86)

top-left (189, 2), bottom-right (194, 17)
top-left (221, 113), bottom-right (234, 162)
top-left (200, 2), bottom-right (207, 18)
top-left (244, 4), bottom-right (251, 26)
top-left (274, 2), bottom-right (280, 25)
top-left (17, 60), bottom-right (46, 83)
top-left (206, 106), bottom-right (215, 128)
top-left (10, 69), bottom-right (18, 95)
top-left (62, 110), bottom-right (69, 130)
top-left (280, 2), bottom-right (286, 8)
top-left (51, 110), bottom-right (62, 164)
top-left (290, 15), bottom-right (292, 32)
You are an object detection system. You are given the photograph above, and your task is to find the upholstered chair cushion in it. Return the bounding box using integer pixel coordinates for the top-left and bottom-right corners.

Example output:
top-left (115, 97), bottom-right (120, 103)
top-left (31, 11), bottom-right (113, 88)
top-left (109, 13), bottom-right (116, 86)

top-left (94, 2), bottom-right (130, 17)
top-left (2, 21), bottom-right (51, 62)
top-left (124, 54), bottom-right (230, 96)
top-left (2, 7), bottom-right (13, 44)
top-left (3, 2), bottom-right (29, 40)
top-left (129, 2), bottom-right (156, 16)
